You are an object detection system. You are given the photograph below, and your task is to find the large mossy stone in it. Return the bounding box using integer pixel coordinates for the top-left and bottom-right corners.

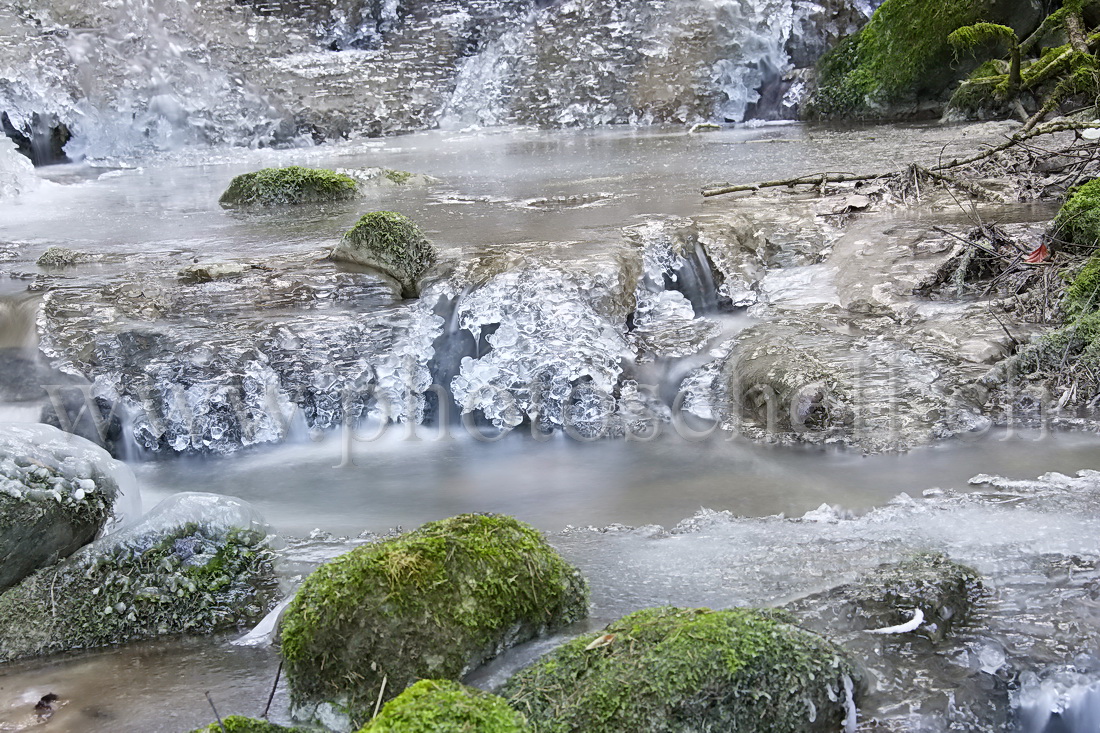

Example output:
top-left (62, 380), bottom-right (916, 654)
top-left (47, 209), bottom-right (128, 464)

top-left (360, 680), bottom-right (530, 733)
top-left (280, 513), bottom-right (588, 727)
top-left (1056, 178), bottom-right (1100, 256)
top-left (328, 211), bottom-right (436, 298)
top-left (501, 606), bottom-right (860, 733)
top-left (805, 0), bottom-right (1042, 120)
top-left (219, 166), bottom-right (359, 207)
top-left (0, 424), bottom-right (129, 591)
top-left (0, 492), bottom-right (277, 663)
top-left (846, 552), bottom-right (982, 642)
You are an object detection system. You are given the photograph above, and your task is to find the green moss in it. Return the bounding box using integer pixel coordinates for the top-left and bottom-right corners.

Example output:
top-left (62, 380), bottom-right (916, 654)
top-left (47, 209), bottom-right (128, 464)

top-left (1056, 178), bottom-right (1100, 252)
top-left (360, 680), bottom-right (529, 733)
top-left (946, 61), bottom-right (1010, 117)
top-left (502, 606), bottom-right (860, 733)
top-left (330, 211), bottom-right (437, 298)
top-left (1065, 254), bottom-right (1100, 316)
top-left (0, 522), bottom-right (276, 663)
top-left (807, 0), bottom-right (1025, 119)
top-left (384, 169), bottom-right (414, 185)
top-left (219, 166), bottom-right (359, 207)
top-left (280, 513), bottom-right (588, 728)
top-left (190, 716), bottom-right (306, 732)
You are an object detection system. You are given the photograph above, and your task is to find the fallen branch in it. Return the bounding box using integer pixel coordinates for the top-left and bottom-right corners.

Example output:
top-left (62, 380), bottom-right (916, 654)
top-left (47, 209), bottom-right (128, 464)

top-left (913, 164), bottom-right (1008, 202)
top-left (702, 171), bottom-right (884, 197)
top-left (702, 120), bottom-right (1100, 199)
top-left (931, 120), bottom-right (1100, 171)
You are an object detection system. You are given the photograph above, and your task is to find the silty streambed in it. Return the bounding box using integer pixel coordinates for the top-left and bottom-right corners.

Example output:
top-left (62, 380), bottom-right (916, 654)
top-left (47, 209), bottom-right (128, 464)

top-left (0, 122), bottom-right (1098, 731)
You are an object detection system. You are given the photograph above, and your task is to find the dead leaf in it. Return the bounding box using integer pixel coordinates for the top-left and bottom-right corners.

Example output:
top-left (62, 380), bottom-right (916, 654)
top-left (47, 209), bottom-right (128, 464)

top-left (1024, 242), bottom-right (1049, 264)
top-left (584, 633), bottom-right (616, 651)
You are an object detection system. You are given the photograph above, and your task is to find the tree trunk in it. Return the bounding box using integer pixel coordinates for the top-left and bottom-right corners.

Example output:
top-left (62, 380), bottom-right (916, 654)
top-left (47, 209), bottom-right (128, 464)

top-left (1066, 12), bottom-right (1090, 54)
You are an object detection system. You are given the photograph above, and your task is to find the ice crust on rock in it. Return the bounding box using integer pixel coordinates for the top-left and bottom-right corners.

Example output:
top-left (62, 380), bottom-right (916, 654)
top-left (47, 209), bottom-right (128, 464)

top-left (0, 422), bottom-right (139, 522)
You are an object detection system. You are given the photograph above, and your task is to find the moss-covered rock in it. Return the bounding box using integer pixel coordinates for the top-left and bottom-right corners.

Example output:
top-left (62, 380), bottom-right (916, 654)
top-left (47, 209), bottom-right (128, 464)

top-left (1065, 253), bottom-right (1100, 316)
top-left (1056, 178), bottom-right (1100, 253)
top-left (501, 606), bottom-right (860, 733)
top-left (805, 0), bottom-right (1041, 120)
top-left (219, 166), bottom-right (359, 207)
top-left (280, 513), bottom-right (588, 728)
top-left (847, 552), bottom-right (982, 642)
top-left (360, 680), bottom-right (530, 733)
top-left (0, 424), bottom-right (128, 591)
top-left (190, 716), bottom-right (307, 733)
top-left (0, 492), bottom-right (277, 663)
top-left (328, 211), bottom-right (437, 298)
top-left (944, 60), bottom-right (1015, 119)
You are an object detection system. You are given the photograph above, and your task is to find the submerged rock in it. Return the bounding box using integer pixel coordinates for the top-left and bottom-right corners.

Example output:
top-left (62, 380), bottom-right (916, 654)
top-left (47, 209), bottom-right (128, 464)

top-left (361, 680), bottom-right (529, 733)
top-left (0, 492), bottom-right (277, 663)
top-left (37, 246), bottom-right (99, 268)
top-left (847, 552), bottom-right (983, 642)
top-left (280, 513), bottom-right (588, 728)
top-left (178, 262), bottom-right (253, 283)
top-left (0, 424), bottom-right (130, 591)
top-left (329, 211), bottom-right (437, 298)
top-left (501, 606), bottom-right (860, 733)
top-left (219, 166), bottom-right (360, 207)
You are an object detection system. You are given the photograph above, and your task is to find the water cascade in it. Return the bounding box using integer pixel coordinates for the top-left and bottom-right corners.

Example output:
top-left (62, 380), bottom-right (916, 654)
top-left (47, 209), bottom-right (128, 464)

top-left (1, 0), bottom-right (879, 162)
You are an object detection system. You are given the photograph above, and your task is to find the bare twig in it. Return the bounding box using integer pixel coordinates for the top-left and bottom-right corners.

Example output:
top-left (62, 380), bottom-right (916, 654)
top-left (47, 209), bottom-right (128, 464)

top-left (262, 660), bottom-right (283, 719)
top-left (371, 675), bottom-right (388, 721)
top-left (205, 692), bottom-right (226, 733)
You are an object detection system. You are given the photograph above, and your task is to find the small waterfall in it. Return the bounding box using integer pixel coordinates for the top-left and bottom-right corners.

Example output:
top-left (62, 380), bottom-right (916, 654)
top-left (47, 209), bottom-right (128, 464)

top-left (441, 0), bottom-right (879, 127)
top-left (0, 111), bottom-right (71, 166)
top-left (1017, 667), bottom-right (1100, 733)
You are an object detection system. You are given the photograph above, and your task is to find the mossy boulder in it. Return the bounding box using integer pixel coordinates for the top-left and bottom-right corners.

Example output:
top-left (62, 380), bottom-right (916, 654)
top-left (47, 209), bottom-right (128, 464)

top-left (847, 552), bottom-right (982, 642)
top-left (280, 513), bottom-right (588, 728)
top-left (328, 211), bottom-right (437, 298)
top-left (0, 492), bottom-right (277, 663)
top-left (360, 680), bottom-right (530, 733)
top-left (1056, 178), bottom-right (1100, 253)
top-left (501, 606), bottom-right (860, 733)
top-left (219, 166), bottom-right (359, 207)
top-left (805, 0), bottom-right (1042, 120)
top-left (944, 60), bottom-right (1015, 120)
top-left (0, 424), bottom-right (128, 591)
top-left (190, 716), bottom-right (307, 733)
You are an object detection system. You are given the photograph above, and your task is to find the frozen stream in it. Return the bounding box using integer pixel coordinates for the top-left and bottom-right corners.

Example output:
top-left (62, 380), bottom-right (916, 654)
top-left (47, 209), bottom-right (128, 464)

top-left (0, 122), bottom-right (1099, 731)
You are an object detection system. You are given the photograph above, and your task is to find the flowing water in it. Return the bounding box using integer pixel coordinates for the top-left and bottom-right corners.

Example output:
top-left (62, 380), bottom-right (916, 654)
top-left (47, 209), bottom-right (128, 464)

top-left (0, 120), bottom-right (1098, 731)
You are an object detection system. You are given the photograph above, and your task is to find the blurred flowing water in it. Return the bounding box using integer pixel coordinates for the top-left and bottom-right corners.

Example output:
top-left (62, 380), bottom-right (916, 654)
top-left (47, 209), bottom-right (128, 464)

top-left (0, 0), bottom-right (1098, 711)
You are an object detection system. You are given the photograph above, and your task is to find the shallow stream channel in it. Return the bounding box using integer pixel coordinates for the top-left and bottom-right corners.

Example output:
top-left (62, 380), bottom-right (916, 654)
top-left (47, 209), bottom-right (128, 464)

top-left (1, 121), bottom-right (1099, 732)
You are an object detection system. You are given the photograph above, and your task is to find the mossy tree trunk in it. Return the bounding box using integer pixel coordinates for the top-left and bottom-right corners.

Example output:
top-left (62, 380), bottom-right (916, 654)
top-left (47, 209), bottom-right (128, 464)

top-left (1066, 11), bottom-right (1091, 53)
top-left (1009, 44), bottom-right (1023, 95)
